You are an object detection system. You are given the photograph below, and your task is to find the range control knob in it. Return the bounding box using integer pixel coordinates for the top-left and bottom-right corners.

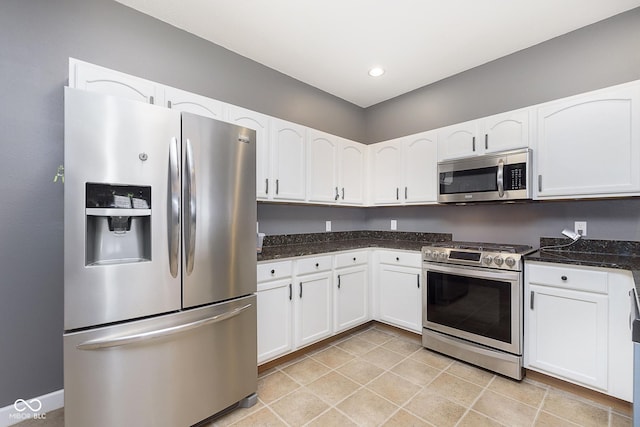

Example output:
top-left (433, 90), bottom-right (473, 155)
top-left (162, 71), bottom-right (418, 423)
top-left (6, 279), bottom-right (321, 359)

top-left (439, 252), bottom-right (448, 260)
top-left (483, 256), bottom-right (493, 265)
top-left (505, 257), bottom-right (516, 268)
top-left (493, 257), bottom-right (504, 266)
top-left (423, 250), bottom-right (431, 260)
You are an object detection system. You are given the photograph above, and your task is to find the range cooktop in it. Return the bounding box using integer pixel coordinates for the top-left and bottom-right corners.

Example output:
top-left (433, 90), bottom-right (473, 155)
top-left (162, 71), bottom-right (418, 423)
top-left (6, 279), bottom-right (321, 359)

top-left (422, 241), bottom-right (537, 271)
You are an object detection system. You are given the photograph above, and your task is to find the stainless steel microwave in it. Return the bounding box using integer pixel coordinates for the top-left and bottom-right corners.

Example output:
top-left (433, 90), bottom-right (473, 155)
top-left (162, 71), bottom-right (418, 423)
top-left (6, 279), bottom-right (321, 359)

top-left (438, 148), bottom-right (531, 203)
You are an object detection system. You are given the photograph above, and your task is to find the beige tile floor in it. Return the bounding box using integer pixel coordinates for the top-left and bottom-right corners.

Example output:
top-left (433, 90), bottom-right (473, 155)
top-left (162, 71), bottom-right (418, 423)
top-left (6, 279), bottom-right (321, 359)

top-left (210, 324), bottom-right (632, 427)
top-left (15, 324), bottom-right (632, 427)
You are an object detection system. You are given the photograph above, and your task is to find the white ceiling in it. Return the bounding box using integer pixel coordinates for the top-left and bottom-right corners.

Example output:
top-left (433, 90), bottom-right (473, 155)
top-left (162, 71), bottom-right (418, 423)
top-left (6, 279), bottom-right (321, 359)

top-left (114, 0), bottom-right (640, 108)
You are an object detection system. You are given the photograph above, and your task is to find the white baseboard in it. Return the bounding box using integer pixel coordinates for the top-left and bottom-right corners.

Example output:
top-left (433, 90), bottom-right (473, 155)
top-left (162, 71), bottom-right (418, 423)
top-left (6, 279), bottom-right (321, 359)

top-left (0, 389), bottom-right (64, 427)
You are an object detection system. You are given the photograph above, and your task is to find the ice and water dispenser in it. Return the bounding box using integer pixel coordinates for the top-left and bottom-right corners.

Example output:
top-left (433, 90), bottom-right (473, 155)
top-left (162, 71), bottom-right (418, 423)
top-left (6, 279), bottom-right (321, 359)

top-left (85, 183), bottom-right (152, 266)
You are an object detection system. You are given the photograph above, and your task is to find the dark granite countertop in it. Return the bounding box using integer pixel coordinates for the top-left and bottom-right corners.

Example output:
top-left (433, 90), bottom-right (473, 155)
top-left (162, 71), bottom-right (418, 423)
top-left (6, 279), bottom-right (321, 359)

top-left (257, 231), bottom-right (452, 262)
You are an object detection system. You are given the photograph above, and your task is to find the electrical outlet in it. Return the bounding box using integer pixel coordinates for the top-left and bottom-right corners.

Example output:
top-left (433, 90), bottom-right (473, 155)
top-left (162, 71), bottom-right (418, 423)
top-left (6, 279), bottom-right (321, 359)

top-left (390, 219), bottom-right (397, 230)
top-left (575, 221), bottom-right (587, 237)
top-left (325, 221), bottom-right (331, 232)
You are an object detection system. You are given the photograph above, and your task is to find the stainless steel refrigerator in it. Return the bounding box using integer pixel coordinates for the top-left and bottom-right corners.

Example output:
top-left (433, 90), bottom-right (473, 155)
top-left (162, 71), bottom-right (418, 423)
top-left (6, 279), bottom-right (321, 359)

top-left (63, 87), bottom-right (257, 427)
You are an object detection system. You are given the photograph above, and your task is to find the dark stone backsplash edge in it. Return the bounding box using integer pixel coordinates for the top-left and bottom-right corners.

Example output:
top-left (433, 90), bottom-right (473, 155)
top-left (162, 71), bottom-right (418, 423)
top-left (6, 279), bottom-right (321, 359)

top-left (539, 237), bottom-right (640, 257)
top-left (262, 230), bottom-right (452, 248)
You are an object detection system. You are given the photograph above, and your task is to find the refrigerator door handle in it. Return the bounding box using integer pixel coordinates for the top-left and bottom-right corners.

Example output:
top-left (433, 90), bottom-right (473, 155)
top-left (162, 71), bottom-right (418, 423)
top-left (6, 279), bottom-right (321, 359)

top-left (168, 137), bottom-right (181, 278)
top-left (185, 138), bottom-right (197, 275)
top-left (76, 303), bottom-right (252, 350)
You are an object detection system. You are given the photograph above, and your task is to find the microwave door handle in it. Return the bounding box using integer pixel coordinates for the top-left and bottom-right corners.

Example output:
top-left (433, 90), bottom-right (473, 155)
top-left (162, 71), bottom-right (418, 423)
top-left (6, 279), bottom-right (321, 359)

top-left (497, 159), bottom-right (505, 198)
top-left (168, 137), bottom-right (180, 278)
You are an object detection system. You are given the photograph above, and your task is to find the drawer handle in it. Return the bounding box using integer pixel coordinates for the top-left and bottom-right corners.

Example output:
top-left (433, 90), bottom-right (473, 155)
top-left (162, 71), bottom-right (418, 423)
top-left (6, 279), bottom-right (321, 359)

top-left (299, 282), bottom-right (303, 298)
top-left (396, 257), bottom-right (400, 261)
top-left (561, 275), bottom-right (567, 281)
top-left (530, 291), bottom-right (535, 310)
top-left (338, 275), bottom-right (341, 289)
top-left (270, 269), bottom-right (275, 275)
top-left (289, 283), bottom-right (292, 300)
top-left (315, 263), bottom-right (319, 268)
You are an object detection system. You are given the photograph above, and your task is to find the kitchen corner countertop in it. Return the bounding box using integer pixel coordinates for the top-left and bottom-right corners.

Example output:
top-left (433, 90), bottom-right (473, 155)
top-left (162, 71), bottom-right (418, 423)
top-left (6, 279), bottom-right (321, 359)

top-left (257, 230), bottom-right (452, 262)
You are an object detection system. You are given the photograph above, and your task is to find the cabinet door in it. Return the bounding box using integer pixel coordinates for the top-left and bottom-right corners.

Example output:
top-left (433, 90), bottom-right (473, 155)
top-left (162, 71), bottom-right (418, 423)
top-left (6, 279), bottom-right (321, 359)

top-left (377, 265), bottom-right (422, 332)
top-left (483, 109), bottom-right (530, 153)
top-left (307, 130), bottom-right (339, 203)
top-left (70, 59), bottom-right (161, 105)
top-left (536, 84), bottom-right (640, 198)
top-left (371, 141), bottom-right (402, 204)
top-left (228, 106), bottom-right (271, 199)
top-left (295, 272), bottom-right (333, 347)
top-left (271, 119), bottom-right (306, 201)
top-left (257, 280), bottom-right (293, 364)
top-left (526, 284), bottom-right (608, 390)
top-left (437, 120), bottom-right (478, 160)
top-left (164, 87), bottom-right (226, 120)
top-left (402, 131), bottom-right (438, 203)
top-left (335, 266), bottom-right (368, 333)
top-left (339, 139), bottom-right (366, 205)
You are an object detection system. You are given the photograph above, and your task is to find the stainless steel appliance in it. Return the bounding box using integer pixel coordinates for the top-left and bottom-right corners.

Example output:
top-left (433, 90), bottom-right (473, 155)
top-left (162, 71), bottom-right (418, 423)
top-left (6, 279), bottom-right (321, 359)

top-left (438, 148), bottom-right (531, 203)
top-left (422, 242), bottom-right (535, 380)
top-left (63, 88), bottom-right (257, 427)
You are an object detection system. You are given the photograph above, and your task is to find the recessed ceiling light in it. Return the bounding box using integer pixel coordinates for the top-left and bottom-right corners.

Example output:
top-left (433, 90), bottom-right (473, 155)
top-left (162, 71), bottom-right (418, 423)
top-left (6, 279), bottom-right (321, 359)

top-left (368, 67), bottom-right (385, 77)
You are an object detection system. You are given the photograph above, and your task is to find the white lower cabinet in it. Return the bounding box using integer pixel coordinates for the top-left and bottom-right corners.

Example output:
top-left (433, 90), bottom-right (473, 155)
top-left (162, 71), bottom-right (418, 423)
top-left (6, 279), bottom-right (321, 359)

top-left (295, 270), bottom-right (333, 347)
top-left (375, 251), bottom-right (422, 333)
top-left (524, 262), bottom-right (634, 401)
top-left (334, 251), bottom-right (369, 333)
top-left (257, 261), bottom-right (294, 364)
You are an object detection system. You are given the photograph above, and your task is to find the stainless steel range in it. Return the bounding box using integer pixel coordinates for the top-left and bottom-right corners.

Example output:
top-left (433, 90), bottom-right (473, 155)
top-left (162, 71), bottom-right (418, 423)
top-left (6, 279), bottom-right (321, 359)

top-left (421, 241), bottom-right (536, 380)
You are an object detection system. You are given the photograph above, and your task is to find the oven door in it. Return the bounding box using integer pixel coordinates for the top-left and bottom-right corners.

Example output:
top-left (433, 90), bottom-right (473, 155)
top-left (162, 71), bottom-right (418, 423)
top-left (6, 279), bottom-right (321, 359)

top-left (423, 262), bottom-right (522, 355)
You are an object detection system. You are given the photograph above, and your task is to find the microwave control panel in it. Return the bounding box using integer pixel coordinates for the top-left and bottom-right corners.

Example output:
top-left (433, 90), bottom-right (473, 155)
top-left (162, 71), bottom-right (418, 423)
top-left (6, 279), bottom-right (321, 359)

top-left (505, 163), bottom-right (526, 190)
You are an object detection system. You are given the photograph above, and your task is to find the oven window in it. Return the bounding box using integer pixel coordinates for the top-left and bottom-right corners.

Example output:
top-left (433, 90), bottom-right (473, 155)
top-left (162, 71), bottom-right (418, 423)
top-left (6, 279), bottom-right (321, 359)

top-left (427, 271), bottom-right (511, 344)
top-left (440, 166), bottom-right (498, 194)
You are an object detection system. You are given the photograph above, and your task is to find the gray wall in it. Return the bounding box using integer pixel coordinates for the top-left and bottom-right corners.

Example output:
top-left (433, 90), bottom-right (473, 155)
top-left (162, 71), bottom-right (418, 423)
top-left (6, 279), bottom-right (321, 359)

top-left (0, 0), bottom-right (363, 408)
top-left (364, 7), bottom-right (640, 143)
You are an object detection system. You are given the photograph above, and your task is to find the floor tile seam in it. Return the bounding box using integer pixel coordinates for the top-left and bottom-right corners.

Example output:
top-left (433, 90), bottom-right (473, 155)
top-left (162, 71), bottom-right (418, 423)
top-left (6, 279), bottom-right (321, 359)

top-left (364, 371), bottom-right (426, 409)
top-left (299, 405), bottom-right (339, 427)
top-left (477, 387), bottom-right (545, 414)
top-left (379, 343), bottom-right (424, 359)
top-left (452, 374), bottom-right (497, 427)
top-left (263, 404), bottom-right (292, 427)
top-left (543, 383), bottom-right (616, 414)
top-left (307, 352), bottom-right (356, 371)
top-left (440, 365), bottom-right (495, 390)
top-left (379, 403), bottom-right (438, 427)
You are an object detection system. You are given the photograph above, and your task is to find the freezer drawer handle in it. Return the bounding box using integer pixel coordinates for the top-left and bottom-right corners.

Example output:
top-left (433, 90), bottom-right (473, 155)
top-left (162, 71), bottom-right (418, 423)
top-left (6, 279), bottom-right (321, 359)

top-left (76, 303), bottom-right (253, 350)
top-left (185, 138), bottom-right (197, 275)
top-left (168, 137), bottom-right (181, 278)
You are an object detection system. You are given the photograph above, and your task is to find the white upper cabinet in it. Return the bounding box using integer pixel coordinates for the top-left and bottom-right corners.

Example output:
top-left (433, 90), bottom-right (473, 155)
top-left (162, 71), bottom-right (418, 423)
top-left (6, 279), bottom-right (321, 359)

top-left (271, 118), bottom-right (306, 201)
top-left (69, 58), bottom-right (162, 105)
top-left (438, 109), bottom-right (530, 161)
top-left (339, 139), bottom-right (366, 205)
top-left (370, 141), bottom-right (403, 204)
top-left (164, 86), bottom-right (226, 120)
top-left (306, 130), bottom-right (339, 203)
top-left (402, 131), bottom-right (438, 204)
top-left (483, 109), bottom-right (530, 154)
top-left (535, 82), bottom-right (640, 199)
top-left (437, 120), bottom-right (478, 160)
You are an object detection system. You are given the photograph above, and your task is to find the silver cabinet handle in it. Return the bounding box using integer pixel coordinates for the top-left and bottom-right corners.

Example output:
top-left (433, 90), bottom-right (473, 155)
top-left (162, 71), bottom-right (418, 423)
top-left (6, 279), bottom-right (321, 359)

top-left (538, 175), bottom-right (542, 192)
top-left (77, 304), bottom-right (252, 350)
top-left (629, 289), bottom-right (638, 331)
top-left (497, 159), bottom-right (504, 198)
top-left (265, 178), bottom-right (269, 194)
top-left (341, 187), bottom-right (345, 200)
top-left (530, 291), bottom-right (535, 310)
top-left (276, 179), bottom-right (279, 195)
top-left (337, 275), bottom-right (341, 289)
top-left (472, 136), bottom-right (476, 152)
top-left (289, 283), bottom-right (292, 301)
top-left (185, 138), bottom-right (197, 275)
top-left (405, 186), bottom-right (408, 199)
top-left (335, 186), bottom-right (339, 201)
top-left (168, 137), bottom-right (180, 278)
top-left (485, 134), bottom-right (488, 150)
top-left (299, 282), bottom-right (303, 298)
top-left (396, 187), bottom-right (399, 200)
top-left (417, 274), bottom-right (420, 288)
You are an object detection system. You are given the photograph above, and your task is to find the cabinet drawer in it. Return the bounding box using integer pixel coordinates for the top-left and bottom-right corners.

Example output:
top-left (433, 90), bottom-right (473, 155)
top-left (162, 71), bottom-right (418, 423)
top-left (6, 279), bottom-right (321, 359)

top-left (377, 251), bottom-right (421, 268)
top-left (527, 263), bottom-right (607, 294)
top-left (257, 260), bottom-right (293, 282)
top-left (296, 255), bottom-right (332, 275)
top-left (335, 251), bottom-right (368, 268)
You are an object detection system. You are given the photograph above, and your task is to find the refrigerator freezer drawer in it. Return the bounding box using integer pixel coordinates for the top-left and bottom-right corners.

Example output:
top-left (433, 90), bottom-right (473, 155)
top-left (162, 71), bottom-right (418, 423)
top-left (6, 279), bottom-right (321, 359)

top-left (63, 295), bottom-right (257, 427)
